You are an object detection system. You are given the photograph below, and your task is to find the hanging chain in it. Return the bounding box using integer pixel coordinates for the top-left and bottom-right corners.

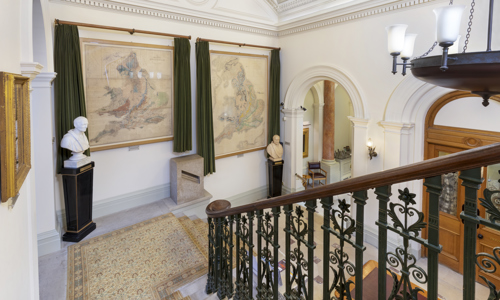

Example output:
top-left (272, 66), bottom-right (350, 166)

top-left (463, 0), bottom-right (476, 53)
top-left (415, 41), bottom-right (438, 59)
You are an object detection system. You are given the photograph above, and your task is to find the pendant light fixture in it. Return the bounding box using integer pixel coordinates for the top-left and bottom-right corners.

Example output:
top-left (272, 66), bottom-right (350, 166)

top-left (387, 0), bottom-right (500, 107)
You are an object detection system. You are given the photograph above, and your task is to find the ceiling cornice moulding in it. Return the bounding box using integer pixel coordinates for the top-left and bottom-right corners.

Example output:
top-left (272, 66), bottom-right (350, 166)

top-left (50, 0), bottom-right (440, 37)
top-left (278, 0), bottom-right (439, 36)
top-left (50, 0), bottom-right (279, 36)
top-left (266, 0), bottom-right (320, 13)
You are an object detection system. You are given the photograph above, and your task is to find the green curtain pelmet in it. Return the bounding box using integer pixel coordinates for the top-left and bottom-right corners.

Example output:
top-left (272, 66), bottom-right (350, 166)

top-left (54, 24), bottom-right (89, 173)
top-left (195, 41), bottom-right (216, 175)
top-left (268, 49), bottom-right (281, 143)
top-left (173, 38), bottom-right (192, 152)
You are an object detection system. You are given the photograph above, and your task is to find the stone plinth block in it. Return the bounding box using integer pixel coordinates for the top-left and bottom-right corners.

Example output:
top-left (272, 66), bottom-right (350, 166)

top-left (170, 155), bottom-right (204, 205)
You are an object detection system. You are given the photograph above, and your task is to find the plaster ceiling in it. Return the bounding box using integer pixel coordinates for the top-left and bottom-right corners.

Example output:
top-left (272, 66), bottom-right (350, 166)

top-left (51, 0), bottom-right (439, 35)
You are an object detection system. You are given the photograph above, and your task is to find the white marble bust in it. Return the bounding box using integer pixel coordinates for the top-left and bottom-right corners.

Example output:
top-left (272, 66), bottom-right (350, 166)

top-left (61, 116), bottom-right (91, 168)
top-left (266, 135), bottom-right (283, 162)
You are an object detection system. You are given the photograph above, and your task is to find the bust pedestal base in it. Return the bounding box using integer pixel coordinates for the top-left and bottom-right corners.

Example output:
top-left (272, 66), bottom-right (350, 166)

top-left (64, 156), bottom-right (91, 168)
top-left (61, 162), bottom-right (96, 243)
top-left (267, 159), bottom-right (284, 198)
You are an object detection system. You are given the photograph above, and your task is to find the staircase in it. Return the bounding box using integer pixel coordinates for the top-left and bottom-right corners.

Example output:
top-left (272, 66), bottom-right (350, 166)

top-left (203, 143), bottom-right (500, 300)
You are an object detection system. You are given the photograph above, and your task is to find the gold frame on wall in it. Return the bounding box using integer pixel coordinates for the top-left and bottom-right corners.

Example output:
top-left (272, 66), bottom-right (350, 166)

top-left (303, 127), bottom-right (309, 158)
top-left (210, 50), bottom-right (269, 160)
top-left (80, 38), bottom-right (174, 152)
top-left (0, 72), bottom-right (31, 203)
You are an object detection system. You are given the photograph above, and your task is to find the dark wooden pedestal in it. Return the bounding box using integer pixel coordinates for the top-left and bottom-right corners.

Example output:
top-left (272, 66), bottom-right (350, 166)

top-left (267, 159), bottom-right (283, 198)
top-left (61, 162), bottom-right (96, 242)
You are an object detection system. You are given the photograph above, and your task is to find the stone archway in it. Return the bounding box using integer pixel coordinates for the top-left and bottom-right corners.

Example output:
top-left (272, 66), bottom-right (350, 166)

top-left (282, 65), bottom-right (368, 191)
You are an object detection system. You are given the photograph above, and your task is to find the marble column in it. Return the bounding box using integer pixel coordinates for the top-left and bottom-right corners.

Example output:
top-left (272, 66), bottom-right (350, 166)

top-left (322, 80), bottom-right (335, 160)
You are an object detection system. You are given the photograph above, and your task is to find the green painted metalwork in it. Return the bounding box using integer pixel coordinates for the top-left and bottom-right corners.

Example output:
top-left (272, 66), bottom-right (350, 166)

top-left (206, 217), bottom-right (216, 294)
top-left (321, 196), bottom-right (334, 299)
top-left (256, 207), bottom-right (281, 299)
top-left (284, 204), bottom-right (311, 299)
top-left (386, 188), bottom-right (428, 300)
top-left (459, 168), bottom-right (482, 300)
top-left (375, 185), bottom-right (392, 300)
top-left (219, 216), bottom-right (234, 298)
top-left (476, 189), bottom-right (500, 299)
top-left (328, 198), bottom-right (357, 299)
top-left (424, 175), bottom-right (443, 300)
top-left (235, 213), bottom-right (254, 299)
top-left (352, 190), bottom-right (368, 300)
top-left (306, 199), bottom-right (317, 300)
top-left (284, 204), bottom-right (293, 297)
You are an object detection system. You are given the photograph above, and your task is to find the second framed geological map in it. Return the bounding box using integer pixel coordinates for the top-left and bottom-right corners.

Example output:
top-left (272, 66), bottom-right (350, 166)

top-left (81, 39), bottom-right (174, 151)
top-left (210, 51), bottom-right (269, 159)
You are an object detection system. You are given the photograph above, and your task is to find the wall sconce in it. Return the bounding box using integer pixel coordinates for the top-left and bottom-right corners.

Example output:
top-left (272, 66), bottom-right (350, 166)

top-left (367, 138), bottom-right (377, 160)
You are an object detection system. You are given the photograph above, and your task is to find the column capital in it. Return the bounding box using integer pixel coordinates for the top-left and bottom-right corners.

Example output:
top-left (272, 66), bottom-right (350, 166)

top-left (20, 62), bottom-right (44, 81)
top-left (379, 121), bottom-right (414, 134)
top-left (31, 72), bottom-right (57, 88)
top-left (282, 108), bottom-right (304, 118)
top-left (348, 116), bottom-right (369, 128)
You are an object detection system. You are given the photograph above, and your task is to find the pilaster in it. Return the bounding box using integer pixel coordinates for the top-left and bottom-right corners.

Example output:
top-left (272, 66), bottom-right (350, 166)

top-left (348, 117), bottom-right (369, 177)
top-left (282, 108), bottom-right (304, 191)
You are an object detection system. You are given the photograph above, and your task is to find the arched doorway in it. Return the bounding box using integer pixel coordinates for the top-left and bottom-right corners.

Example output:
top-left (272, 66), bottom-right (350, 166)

top-left (282, 65), bottom-right (368, 192)
top-left (422, 91), bottom-right (500, 287)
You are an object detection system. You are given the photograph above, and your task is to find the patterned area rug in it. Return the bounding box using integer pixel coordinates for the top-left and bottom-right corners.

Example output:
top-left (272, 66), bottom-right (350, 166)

top-left (66, 213), bottom-right (206, 299)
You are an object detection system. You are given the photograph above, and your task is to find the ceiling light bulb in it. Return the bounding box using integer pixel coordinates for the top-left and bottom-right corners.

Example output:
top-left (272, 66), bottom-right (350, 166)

top-left (367, 139), bottom-right (373, 147)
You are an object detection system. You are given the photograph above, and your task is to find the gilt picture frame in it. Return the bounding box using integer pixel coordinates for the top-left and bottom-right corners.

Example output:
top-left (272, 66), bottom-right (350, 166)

top-left (80, 38), bottom-right (174, 152)
top-left (303, 128), bottom-right (309, 158)
top-left (0, 72), bottom-right (31, 203)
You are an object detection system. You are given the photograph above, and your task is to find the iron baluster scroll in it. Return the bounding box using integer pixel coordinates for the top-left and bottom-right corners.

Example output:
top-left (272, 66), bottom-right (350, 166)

top-left (327, 198), bottom-right (357, 299)
top-left (256, 207), bottom-right (281, 300)
top-left (476, 189), bottom-right (500, 300)
top-left (284, 203), bottom-right (314, 300)
top-left (234, 212), bottom-right (254, 300)
top-left (386, 188), bottom-right (429, 300)
top-left (219, 216), bottom-right (234, 299)
top-left (206, 217), bottom-right (217, 294)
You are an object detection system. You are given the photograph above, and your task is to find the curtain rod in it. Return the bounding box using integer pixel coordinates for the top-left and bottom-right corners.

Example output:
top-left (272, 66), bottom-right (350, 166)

top-left (196, 37), bottom-right (280, 50)
top-left (55, 19), bottom-right (191, 40)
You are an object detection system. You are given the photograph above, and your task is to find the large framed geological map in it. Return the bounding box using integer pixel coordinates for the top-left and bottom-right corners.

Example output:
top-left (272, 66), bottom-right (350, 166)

top-left (81, 39), bottom-right (174, 151)
top-left (210, 51), bottom-right (268, 159)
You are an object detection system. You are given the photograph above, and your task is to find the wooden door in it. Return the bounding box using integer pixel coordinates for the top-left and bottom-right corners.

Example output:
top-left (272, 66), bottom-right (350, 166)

top-left (425, 144), bottom-right (465, 273)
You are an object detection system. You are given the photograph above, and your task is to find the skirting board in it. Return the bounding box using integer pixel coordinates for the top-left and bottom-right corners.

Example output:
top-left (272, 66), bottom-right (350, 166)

top-left (37, 229), bottom-right (61, 257)
top-left (55, 183), bottom-right (170, 240)
top-left (226, 185), bottom-right (268, 206)
top-left (364, 225), bottom-right (421, 259)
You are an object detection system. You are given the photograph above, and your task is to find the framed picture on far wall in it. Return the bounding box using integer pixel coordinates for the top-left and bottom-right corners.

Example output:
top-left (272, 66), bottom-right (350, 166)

top-left (303, 128), bottom-right (309, 158)
top-left (80, 38), bottom-right (174, 151)
top-left (210, 51), bottom-right (269, 159)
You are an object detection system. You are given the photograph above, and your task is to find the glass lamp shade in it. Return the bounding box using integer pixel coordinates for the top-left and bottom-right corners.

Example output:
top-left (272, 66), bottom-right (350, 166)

top-left (449, 35), bottom-right (461, 54)
top-left (367, 139), bottom-right (373, 147)
top-left (401, 34), bottom-right (418, 59)
top-left (386, 24), bottom-right (408, 54)
top-left (434, 5), bottom-right (465, 44)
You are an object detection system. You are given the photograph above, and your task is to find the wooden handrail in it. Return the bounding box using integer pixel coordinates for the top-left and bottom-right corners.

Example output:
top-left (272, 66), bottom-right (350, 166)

top-left (207, 142), bottom-right (500, 218)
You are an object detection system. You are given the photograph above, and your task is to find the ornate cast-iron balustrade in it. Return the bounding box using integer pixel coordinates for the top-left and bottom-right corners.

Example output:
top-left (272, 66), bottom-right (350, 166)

top-left (205, 143), bottom-right (500, 300)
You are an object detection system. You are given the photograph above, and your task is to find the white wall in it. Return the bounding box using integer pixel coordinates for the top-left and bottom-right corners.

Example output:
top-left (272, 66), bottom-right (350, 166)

top-left (302, 89), bottom-right (315, 171)
top-left (0, 0), bottom-right (40, 298)
top-left (334, 84), bottom-right (353, 152)
top-left (47, 2), bottom-right (278, 214)
top-left (435, 97), bottom-right (500, 131)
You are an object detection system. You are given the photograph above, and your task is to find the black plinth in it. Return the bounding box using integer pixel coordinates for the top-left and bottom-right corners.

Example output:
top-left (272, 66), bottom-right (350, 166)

top-left (268, 159), bottom-right (284, 198)
top-left (61, 162), bottom-right (96, 242)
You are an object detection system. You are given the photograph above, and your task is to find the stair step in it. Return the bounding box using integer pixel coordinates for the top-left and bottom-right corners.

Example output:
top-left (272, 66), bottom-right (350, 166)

top-left (178, 216), bottom-right (208, 259)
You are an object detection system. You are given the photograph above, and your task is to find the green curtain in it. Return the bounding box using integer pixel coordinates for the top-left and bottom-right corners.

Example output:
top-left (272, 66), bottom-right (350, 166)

top-left (54, 24), bottom-right (89, 173)
top-left (268, 49), bottom-right (281, 143)
top-left (195, 41), bottom-right (216, 175)
top-left (173, 38), bottom-right (192, 152)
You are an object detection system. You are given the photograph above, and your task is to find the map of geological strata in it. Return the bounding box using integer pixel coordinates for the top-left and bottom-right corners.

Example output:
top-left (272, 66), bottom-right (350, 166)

top-left (210, 52), bottom-right (268, 157)
top-left (82, 41), bottom-right (173, 149)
